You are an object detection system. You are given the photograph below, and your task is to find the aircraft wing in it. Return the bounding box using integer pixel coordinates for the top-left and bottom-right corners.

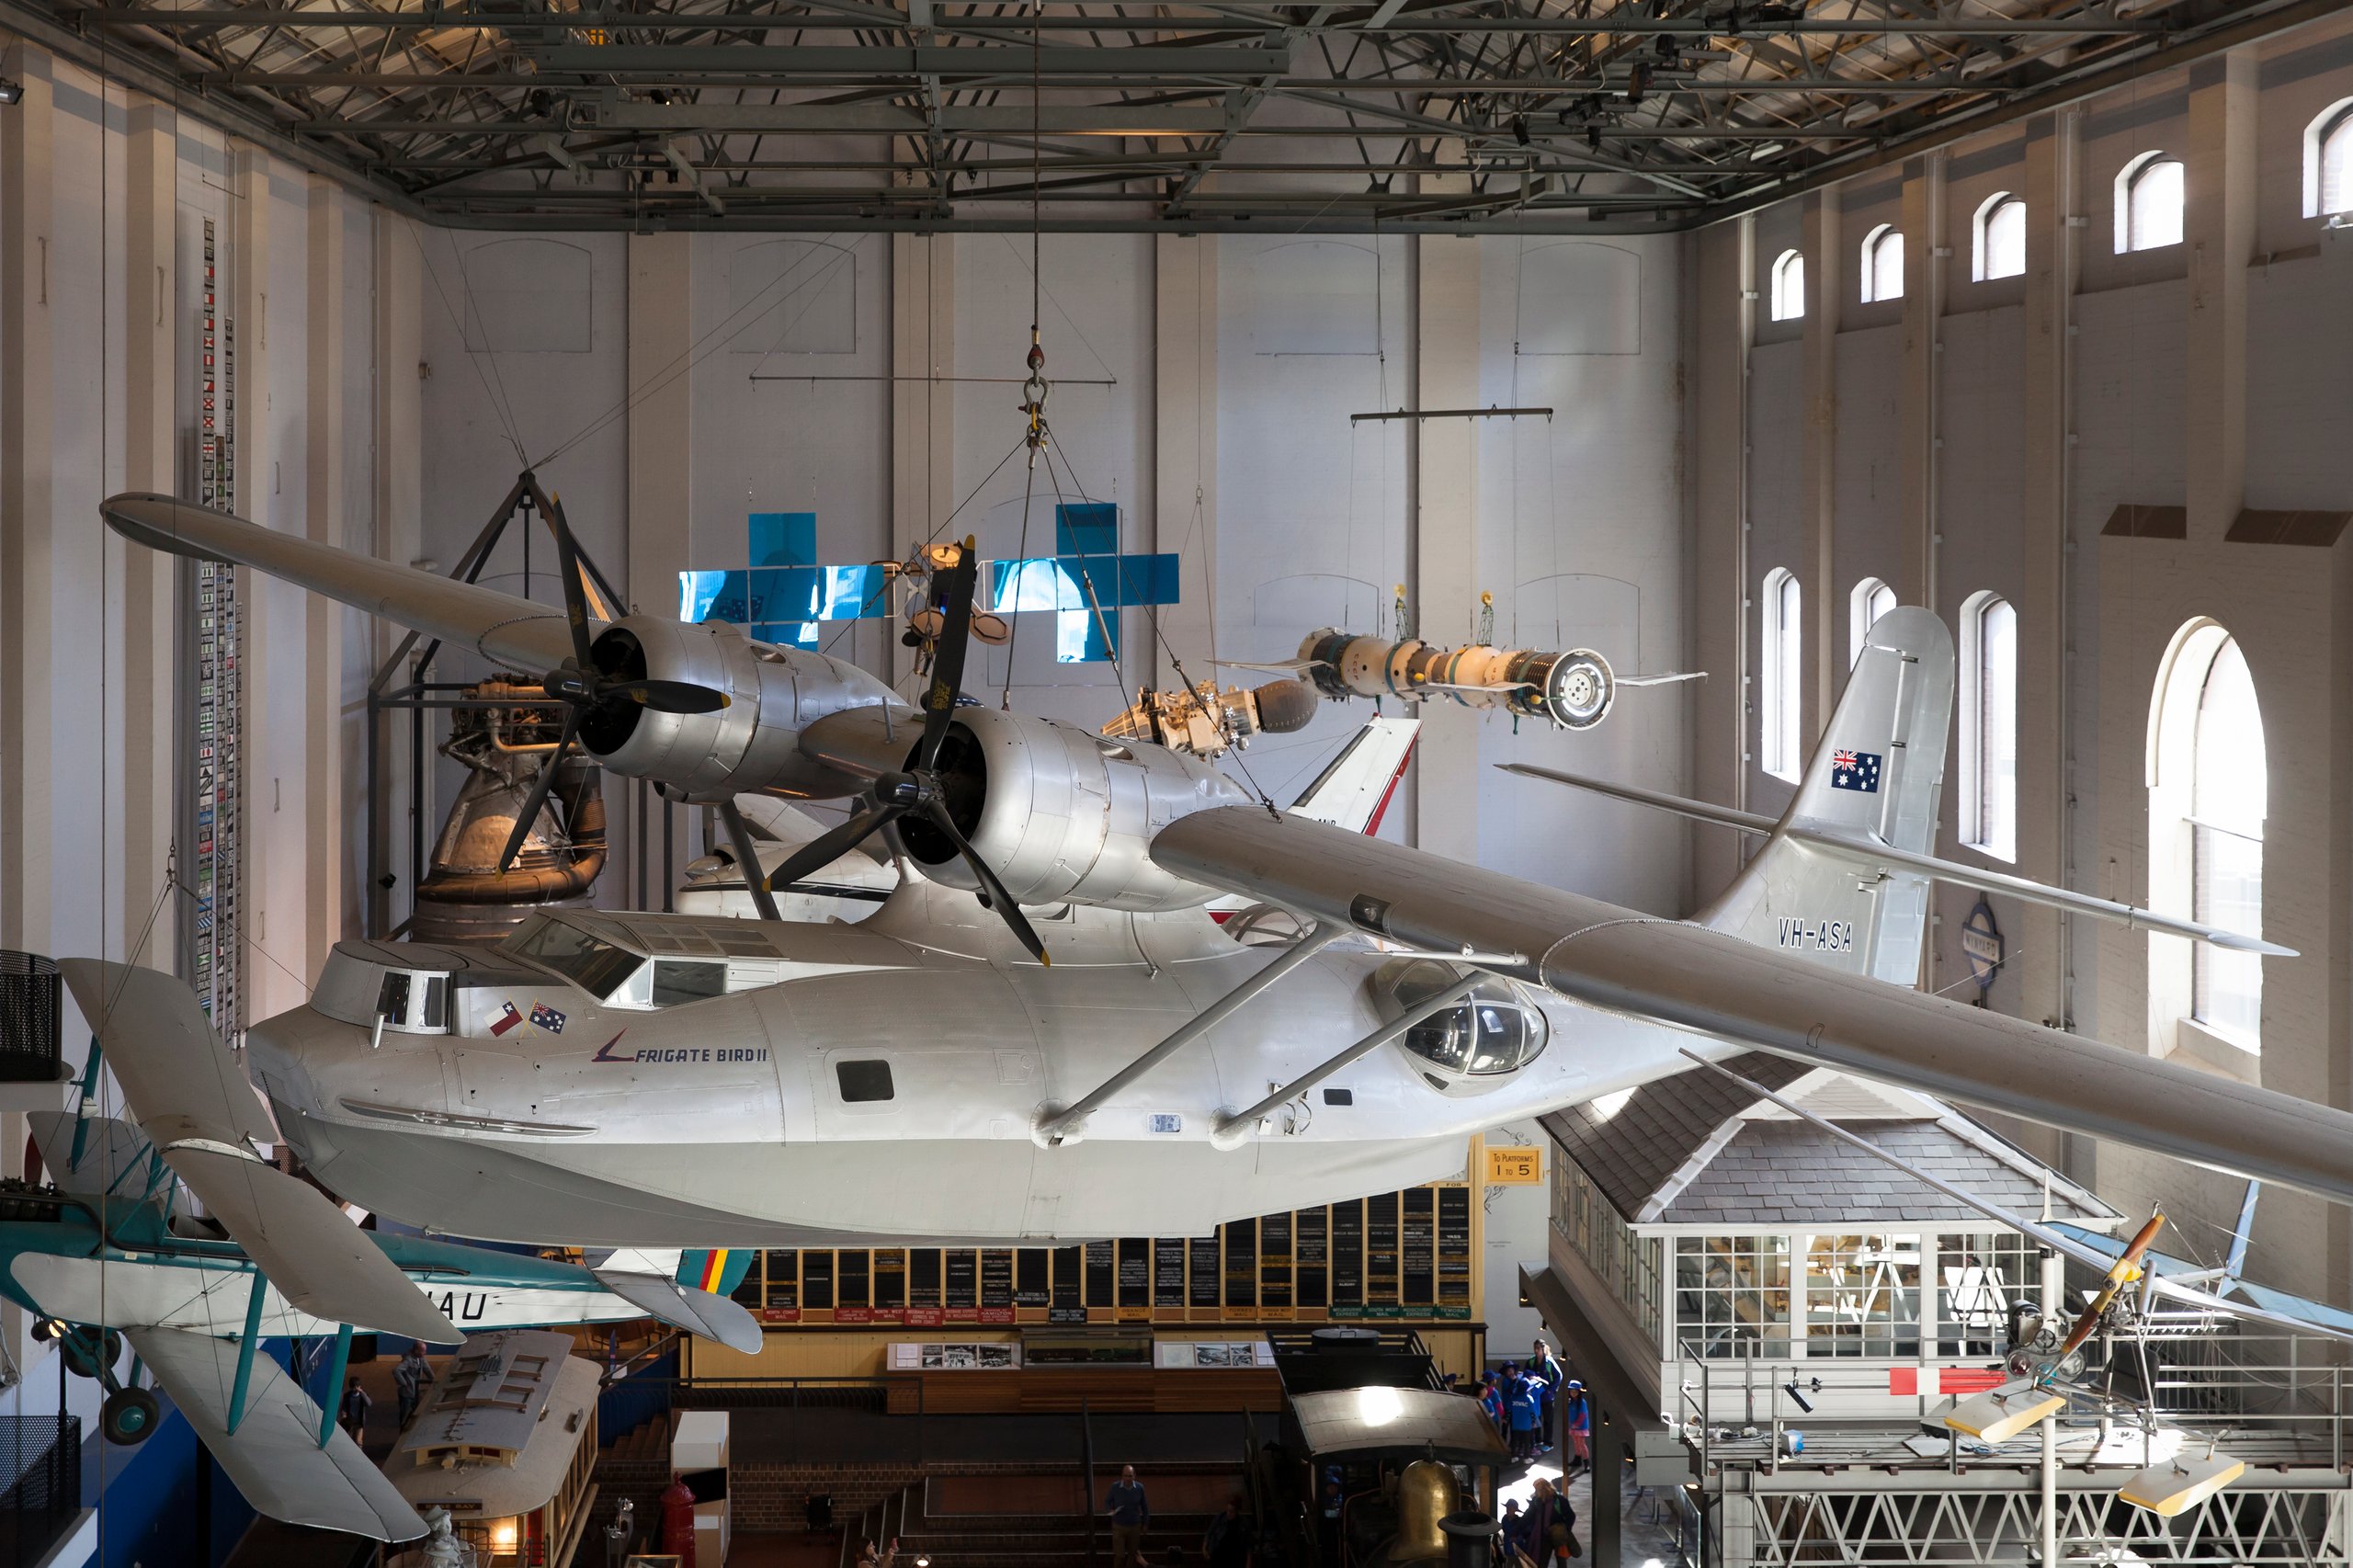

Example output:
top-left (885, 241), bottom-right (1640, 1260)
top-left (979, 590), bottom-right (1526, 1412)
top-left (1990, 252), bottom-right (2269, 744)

top-left (128, 1327), bottom-right (428, 1541)
top-left (101, 492), bottom-right (578, 675)
top-left (62, 961), bottom-right (460, 1344)
top-left (592, 1268), bottom-right (766, 1354)
top-left (1148, 806), bottom-right (2353, 1207)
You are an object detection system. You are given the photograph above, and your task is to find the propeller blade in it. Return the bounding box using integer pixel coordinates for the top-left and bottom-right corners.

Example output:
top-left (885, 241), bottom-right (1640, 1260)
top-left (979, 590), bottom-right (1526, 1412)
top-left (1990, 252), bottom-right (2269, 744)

top-left (715, 801), bottom-right (783, 923)
top-left (612, 678), bottom-right (731, 715)
top-left (495, 706), bottom-right (581, 874)
top-left (917, 537), bottom-right (980, 774)
top-left (765, 801), bottom-right (902, 893)
top-left (544, 496), bottom-right (597, 671)
top-left (925, 800), bottom-right (1049, 966)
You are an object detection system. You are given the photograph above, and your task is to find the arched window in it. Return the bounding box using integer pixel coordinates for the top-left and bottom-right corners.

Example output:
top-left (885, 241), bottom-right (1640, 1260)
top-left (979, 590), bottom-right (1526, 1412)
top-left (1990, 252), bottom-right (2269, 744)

top-left (1769, 249), bottom-right (1805, 322)
top-left (2147, 621), bottom-right (2266, 1052)
top-left (2302, 99), bottom-right (2353, 219)
top-left (1859, 224), bottom-right (1904, 303)
top-left (1849, 577), bottom-right (1895, 668)
top-left (1761, 568), bottom-right (1802, 780)
top-left (1973, 192), bottom-right (2026, 280)
top-left (1960, 593), bottom-right (2017, 862)
top-left (2116, 152), bottom-right (2185, 254)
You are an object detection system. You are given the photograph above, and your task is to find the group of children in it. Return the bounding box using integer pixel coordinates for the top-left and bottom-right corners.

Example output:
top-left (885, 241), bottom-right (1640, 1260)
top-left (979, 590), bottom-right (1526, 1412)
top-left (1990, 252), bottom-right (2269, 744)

top-left (1472, 1338), bottom-right (1590, 1471)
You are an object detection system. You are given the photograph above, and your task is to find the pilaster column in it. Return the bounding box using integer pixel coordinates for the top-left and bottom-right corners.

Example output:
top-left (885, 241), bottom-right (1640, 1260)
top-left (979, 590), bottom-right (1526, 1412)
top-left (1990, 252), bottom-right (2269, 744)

top-left (2184, 49), bottom-right (2256, 541)
top-left (628, 233), bottom-right (695, 613)
top-left (122, 97), bottom-right (177, 969)
top-left (1690, 217), bottom-right (1754, 900)
top-left (1413, 233), bottom-right (1481, 864)
top-left (891, 234), bottom-right (955, 687)
top-left (2018, 111), bottom-right (2084, 1043)
top-left (1799, 189), bottom-right (1840, 747)
top-left (369, 212), bottom-right (424, 937)
top-left (0, 49), bottom-right (51, 961)
top-left (231, 145), bottom-right (279, 1017)
top-left (1898, 152), bottom-right (1948, 612)
top-left (1153, 235), bottom-right (1217, 692)
top-left (305, 176), bottom-right (347, 953)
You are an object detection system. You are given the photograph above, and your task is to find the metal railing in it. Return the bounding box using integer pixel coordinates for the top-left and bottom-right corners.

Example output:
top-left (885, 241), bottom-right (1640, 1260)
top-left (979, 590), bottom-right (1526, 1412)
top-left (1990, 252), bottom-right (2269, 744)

top-left (0, 1416), bottom-right (81, 1568)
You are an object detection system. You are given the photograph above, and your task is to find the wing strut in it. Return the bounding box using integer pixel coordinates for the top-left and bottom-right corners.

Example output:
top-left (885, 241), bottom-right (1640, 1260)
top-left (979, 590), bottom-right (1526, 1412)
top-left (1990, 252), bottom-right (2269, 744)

top-left (1212, 971), bottom-right (1483, 1144)
top-left (1036, 922), bottom-right (1340, 1143)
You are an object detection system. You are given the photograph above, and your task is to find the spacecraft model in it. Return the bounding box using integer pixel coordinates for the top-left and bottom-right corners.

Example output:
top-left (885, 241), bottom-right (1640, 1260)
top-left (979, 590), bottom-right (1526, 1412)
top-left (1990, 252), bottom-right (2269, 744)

top-left (1239, 626), bottom-right (1700, 732)
top-left (1097, 675), bottom-right (1321, 760)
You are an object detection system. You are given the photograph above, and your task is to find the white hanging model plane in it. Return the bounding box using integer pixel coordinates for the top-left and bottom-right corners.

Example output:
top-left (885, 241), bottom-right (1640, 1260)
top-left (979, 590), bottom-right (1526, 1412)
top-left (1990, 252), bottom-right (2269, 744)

top-left (86, 492), bottom-right (2353, 1254)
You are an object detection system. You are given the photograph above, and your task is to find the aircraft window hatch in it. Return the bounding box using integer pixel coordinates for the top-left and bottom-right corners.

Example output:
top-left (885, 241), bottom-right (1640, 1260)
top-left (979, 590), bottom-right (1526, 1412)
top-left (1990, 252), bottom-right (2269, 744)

top-left (651, 960), bottom-right (727, 1007)
top-left (1381, 960), bottom-right (1550, 1077)
top-left (377, 972), bottom-right (411, 1023)
top-left (836, 1060), bottom-right (895, 1103)
top-left (506, 920), bottom-right (646, 1001)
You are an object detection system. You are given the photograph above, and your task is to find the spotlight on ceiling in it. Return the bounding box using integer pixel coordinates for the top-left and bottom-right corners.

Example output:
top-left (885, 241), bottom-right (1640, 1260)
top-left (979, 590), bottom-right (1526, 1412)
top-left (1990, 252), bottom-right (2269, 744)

top-left (0, 79), bottom-right (23, 106)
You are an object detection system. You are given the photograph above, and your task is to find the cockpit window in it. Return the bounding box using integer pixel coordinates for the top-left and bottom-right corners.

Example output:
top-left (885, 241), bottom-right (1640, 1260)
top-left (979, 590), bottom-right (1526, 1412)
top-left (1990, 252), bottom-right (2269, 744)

top-left (651, 960), bottom-right (727, 1007)
top-left (506, 920), bottom-right (645, 1000)
top-left (1384, 960), bottom-right (1550, 1076)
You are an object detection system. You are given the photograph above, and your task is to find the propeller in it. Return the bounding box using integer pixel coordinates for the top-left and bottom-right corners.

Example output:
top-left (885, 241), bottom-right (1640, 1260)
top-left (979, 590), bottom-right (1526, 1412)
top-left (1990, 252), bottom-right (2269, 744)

top-left (759, 537), bottom-right (1050, 965)
top-left (494, 503), bottom-right (730, 875)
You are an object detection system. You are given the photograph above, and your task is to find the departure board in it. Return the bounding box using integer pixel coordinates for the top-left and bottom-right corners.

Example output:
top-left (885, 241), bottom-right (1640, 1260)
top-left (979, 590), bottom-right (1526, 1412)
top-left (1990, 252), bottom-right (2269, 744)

top-left (1085, 1241), bottom-right (1116, 1306)
top-left (1189, 1235), bottom-right (1222, 1309)
top-left (1259, 1212), bottom-right (1293, 1311)
top-left (910, 1249), bottom-right (942, 1308)
top-left (945, 1249), bottom-right (978, 1311)
top-left (1224, 1218), bottom-right (1258, 1308)
top-left (1438, 1187), bottom-right (1472, 1316)
top-left (722, 1178), bottom-right (1479, 1332)
top-left (1154, 1239), bottom-right (1188, 1311)
top-left (801, 1250), bottom-right (835, 1310)
top-left (1295, 1209), bottom-right (1330, 1309)
top-left (836, 1249), bottom-right (870, 1309)
top-left (1116, 1239), bottom-right (1151, 1310)
top-left (1016, 1249), bottom-right (1051, 1309)
top-left (874, 1249), bottom-right (906, 1310)
top-left (1367, 1192), bottom-right (1401, 1308)
top-left (764, 1250), bottom-right (799, 1314)
top-left (1332, 1200), bottom-right (1365, 1306)
top-left (980, 1250), bottom-right (1014, 1309)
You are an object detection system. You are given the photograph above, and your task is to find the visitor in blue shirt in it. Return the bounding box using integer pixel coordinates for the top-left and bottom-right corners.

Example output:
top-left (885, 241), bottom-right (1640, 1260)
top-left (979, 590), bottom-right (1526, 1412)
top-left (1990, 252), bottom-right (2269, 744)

top-left (1503, 1370), bottom-right (1541, 1460)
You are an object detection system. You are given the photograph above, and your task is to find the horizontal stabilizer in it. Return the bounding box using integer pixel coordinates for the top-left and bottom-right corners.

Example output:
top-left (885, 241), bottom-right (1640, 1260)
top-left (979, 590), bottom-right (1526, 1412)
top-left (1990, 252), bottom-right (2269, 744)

top-left (62, 960), bottom-right (459, 1345)
top-left (1149, 805), bottom-right (2353, 1207)
top-left (130, 1327), bottom-right (428, 1541)
top-left (28, 1111), bottom-right (157, 1201)
top-left (593, 1269), bottom-right (766, 1355)
top-left (1501, 762), bottom-right (2293, 957)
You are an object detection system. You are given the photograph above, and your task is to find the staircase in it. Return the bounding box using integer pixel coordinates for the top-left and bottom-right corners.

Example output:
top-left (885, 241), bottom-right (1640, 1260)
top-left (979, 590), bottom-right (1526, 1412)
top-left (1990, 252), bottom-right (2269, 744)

top-left (583, 1412), bottom-right (676, 1551)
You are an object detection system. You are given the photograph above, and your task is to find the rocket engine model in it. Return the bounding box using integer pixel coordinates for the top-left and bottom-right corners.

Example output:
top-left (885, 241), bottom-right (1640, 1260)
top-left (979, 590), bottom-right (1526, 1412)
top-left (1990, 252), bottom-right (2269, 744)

top-left (1297, 628), bottom-right (1620, 730)
top-left (412, 677), bottom-right (608, 943)
top-left (1097, 676), bottom-right (1320, 760)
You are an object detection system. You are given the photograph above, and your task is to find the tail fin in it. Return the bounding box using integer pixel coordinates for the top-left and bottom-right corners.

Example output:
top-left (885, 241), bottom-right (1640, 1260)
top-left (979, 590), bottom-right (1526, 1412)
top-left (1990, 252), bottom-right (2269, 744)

top-left (1288, 716), bottom-right (1419, 835)
top-left (1699, 606), bottom-right (1953, 984)
top-left (678, 1247), bottom-right (754, 1299)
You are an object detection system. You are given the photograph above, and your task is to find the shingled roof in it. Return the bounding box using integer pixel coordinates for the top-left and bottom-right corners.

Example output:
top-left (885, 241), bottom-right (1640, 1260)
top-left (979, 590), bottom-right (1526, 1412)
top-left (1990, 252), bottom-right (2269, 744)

top-left (1542, 1062), bottom-right (2118, 1230)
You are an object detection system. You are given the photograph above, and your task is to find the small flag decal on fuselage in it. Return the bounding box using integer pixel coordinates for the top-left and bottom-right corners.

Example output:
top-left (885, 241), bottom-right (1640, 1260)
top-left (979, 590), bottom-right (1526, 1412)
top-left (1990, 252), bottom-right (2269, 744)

top-left (1830, 749), bottom-right (1883, 793)
top-left (489, 1001), bottom-right (523, 1037)
top-left (530, 1002), bottom-right (567, 1034)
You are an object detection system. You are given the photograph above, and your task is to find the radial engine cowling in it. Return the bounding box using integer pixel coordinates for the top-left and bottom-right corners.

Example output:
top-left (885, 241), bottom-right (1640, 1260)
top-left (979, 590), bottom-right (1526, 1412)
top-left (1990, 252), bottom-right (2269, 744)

top-left (897, 708), bottom-right (1256, 912)
top-left (575, 616), bottom-right (902, 801)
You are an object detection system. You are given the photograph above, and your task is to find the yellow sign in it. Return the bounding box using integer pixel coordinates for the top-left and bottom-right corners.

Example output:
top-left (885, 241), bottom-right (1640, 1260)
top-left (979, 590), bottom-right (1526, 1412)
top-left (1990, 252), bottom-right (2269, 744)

top-left (1484, 1146), bottom-right (1542, 1186)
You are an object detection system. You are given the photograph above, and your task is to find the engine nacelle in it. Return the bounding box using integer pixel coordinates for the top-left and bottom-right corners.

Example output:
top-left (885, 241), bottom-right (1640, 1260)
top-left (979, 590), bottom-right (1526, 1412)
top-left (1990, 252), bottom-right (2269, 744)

top-left (577, 616), bottom-right (903, 801)
top-left (898, 708), bottom-right (1256, 912)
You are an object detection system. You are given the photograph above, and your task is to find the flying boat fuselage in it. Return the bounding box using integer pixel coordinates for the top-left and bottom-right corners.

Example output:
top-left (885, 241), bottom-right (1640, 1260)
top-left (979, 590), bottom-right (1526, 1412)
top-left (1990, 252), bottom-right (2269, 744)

top-left (246, 885), bottom-right (1711, 1247)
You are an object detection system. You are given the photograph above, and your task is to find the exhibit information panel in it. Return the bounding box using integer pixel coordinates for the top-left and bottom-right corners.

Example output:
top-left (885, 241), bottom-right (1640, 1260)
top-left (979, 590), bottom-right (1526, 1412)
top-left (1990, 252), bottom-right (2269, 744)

top-left (732, 1181), bottom-right (1478, 1326)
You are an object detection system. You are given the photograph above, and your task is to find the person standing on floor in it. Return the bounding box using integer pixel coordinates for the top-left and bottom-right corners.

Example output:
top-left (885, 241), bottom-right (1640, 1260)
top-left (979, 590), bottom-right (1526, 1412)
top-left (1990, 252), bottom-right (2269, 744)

top-left (1504, 1367), bottom-right (1541, 1460)
top-left (1529, 1339), bottom-right (1563, 1452)
top-left (1561, 1381), bottom-right (1592, 1479)
top-left (1108, 1463), bottom-right (1152, 1568)
top-left (338, 1375), bottom-right (371, 1442)
top-left (395, 1342), bottom-right (437, 1429)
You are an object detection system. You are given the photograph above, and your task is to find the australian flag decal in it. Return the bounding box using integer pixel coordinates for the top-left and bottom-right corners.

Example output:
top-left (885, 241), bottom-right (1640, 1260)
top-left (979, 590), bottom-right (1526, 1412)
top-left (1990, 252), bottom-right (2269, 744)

top-left (529, 1002), bottom-right (567, 1034)
top-left (1830, 749), bottom-right (1883, 793)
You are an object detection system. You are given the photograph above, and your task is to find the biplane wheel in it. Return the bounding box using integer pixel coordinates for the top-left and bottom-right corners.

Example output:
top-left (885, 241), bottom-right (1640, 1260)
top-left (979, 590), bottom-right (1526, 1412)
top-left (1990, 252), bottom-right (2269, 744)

top-left (100, 1387), bottom-right (160, 1446)
top-left (60, 1327), bottom-right (122, 1381)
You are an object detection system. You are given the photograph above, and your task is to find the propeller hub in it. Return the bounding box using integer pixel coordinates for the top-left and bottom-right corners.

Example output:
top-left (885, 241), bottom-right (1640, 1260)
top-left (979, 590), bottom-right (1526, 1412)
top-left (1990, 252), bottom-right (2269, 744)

top-left (874, 769), bottom-right (935, 811)
top-left (544, 665), bottom-right (598, 705)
